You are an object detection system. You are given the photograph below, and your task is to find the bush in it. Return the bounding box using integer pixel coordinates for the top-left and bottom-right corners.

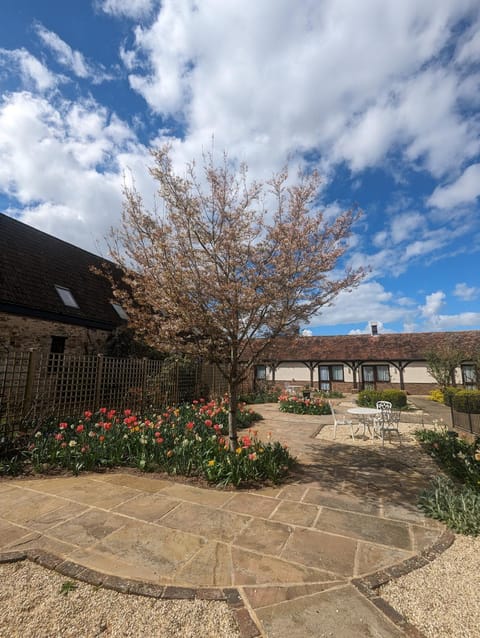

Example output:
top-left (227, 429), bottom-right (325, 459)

top-left (418, 476), bottom-right (480, 535)
top-left (443, 386), bottom-right (461, 407)
top-left (415, 428), bottom-right (480, 490)
top-left (0, 435), bottom-right (27, 476)
top-left (357, 390), bottom-right (382, 407)
top-left (357, 389), bottom-right (407, 409)
top-left (452, 390), bottom-right (480, 414)
top-left (313, 390), bottom-right (344, 399)
top-left (379, 389), bottom-right (407, 408)
top-left (15, 398), bottom-right (295, 487)
top-left (278, 394), bottom-right (331, 415)
top-left (429, 389), bottom-right (445, 403)
top-left (240, 388), bottom-right (282, 404)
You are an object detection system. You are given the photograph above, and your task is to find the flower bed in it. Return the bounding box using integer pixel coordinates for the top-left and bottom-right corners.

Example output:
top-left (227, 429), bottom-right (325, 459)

top-left (19, 397), bottom-right (294, 487)
top-left (416, 426), bottom-right (480, 535)
top-left (278, 394), bottom-right (331, 415)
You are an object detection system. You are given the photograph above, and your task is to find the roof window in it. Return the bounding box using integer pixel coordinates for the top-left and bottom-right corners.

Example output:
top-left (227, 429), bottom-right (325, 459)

top-left (55, 285), bottom-right (79, 308)
top-left (111, 303), bottom-right (128, 320)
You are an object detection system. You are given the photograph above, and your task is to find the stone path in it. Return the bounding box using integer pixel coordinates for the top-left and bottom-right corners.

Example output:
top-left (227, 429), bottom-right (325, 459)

top-left (0, 401), bottom-right (448, 638)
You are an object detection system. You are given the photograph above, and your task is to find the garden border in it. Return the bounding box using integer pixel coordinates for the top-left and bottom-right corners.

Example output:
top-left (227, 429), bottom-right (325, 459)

top-left (351, 529), bottom-right (455, 638)
top-left (0, 528), bottom-right (455, 638)
top-left (0, 550), bottom-right (262, 638)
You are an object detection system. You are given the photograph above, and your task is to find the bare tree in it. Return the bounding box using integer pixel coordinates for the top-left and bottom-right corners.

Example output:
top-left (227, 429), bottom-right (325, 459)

top-left (108, 147), bottom-right (364, 448)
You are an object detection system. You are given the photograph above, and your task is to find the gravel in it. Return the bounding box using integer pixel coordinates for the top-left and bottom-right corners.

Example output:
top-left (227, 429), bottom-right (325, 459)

top-left (381, 534), bottom-right (480, 638)
top-left (0, 561), bottom-right (240, 638)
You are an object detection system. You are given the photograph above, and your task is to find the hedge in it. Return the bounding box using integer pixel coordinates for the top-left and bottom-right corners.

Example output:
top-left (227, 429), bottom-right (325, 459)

top-left (357, 389), bottom-right (407, 409)
top-left (452, 390), bottom-right (480, 414)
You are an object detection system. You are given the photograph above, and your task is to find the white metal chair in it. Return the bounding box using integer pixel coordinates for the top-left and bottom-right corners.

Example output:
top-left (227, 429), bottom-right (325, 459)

top-left (375, 400), bottom-right (392, 413)
top-left (374, 407), bottom-right (402, 446)
top-left (329, 401), bottom-right (356, 440)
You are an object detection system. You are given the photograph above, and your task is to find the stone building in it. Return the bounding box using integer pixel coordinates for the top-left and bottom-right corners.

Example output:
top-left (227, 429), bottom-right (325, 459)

top-left (0, 213), bottom-right (126, 354)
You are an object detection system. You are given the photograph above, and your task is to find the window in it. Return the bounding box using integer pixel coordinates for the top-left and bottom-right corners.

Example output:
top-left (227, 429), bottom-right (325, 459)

top-left (55, 286), bottom-right (79, 308)
top-left (319, 365), bottom-right (344, 390)
top-left (255, 365), bottom-right (266, 380)
top-left (50, 336), bottom-right (66, 354)
top-left (462, 364), bottom-right (477, 389)
top-left (362, 365), bottom-right (390, 388)
top-left (48, 336), bottom-right (66, 373)
top-left (111, 303), bottom-right (129, 320)
top-left (331, 365), bottom-right (344, 381)
top-left (376, 365), bottom-right (390, 382)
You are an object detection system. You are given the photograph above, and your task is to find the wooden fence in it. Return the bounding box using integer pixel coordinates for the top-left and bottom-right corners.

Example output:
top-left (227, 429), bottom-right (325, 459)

top-left (0, 350), bottom-right (228, 435)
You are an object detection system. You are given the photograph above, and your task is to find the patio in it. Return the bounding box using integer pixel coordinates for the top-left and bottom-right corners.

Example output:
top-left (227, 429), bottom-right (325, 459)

top-left (0, 398), bottom-right (449, 638)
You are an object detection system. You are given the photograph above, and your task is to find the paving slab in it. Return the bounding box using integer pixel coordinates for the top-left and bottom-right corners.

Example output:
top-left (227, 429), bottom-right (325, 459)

top-left (254, 584), bottom-right (405, 638)
top-left (0, 401), bottom-right (448, 637)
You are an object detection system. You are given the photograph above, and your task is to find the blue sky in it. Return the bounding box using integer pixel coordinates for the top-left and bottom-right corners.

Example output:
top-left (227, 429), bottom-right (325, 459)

top-left (1, 0), bottom-right (480, 336)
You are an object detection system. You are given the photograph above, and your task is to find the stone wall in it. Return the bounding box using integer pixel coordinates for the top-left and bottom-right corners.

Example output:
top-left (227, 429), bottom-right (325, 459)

top-left (0, 312), bottom-right (110, 354)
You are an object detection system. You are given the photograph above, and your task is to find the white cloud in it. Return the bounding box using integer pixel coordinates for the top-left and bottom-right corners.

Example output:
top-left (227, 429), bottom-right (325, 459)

top-left (414, 291), bottom-right (480, 331)
top-left (119, 0), bottom-right (480, 180)
top-left (454, 282), bottom-right (479, 301)
top-left (420, 291), bottom-right (446, 321)
top-left (301, 329), bottom-right (313, 337)
top-left (310, 281), bottom-right (412, 328)
top-left (0, 91), bottom-right (151, 253)
top-left (97, 0), bottom-right (157, 19)
top-left (390, 212), bottom-right (425, 244)
top-left (428, 163), bottom-right (480, 209)
top-left (35, 24), bottom-right (112, 83)
top-left (348, 321), bottom-right (392, 335)
top-left (423, 311), bottom-right (480, 330)
top-left (0, 48), bottom-right (58, 92)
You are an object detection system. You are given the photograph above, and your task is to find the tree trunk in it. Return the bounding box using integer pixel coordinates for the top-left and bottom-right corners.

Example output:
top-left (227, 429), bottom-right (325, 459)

top-left (228, 378), bottom-right (239, 451)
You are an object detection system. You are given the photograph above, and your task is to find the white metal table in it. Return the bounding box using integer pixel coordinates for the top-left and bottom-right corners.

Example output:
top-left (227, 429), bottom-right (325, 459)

top-left (347, 407), bottom-right (381, 439)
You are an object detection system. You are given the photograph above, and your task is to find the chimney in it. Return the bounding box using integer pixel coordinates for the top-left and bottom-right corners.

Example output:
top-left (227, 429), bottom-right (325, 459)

top-left (370, 322), bottom-right (378, 336)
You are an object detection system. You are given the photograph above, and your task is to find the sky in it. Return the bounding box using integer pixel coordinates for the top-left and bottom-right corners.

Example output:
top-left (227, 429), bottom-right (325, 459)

top-left (1, 0), bottom-right (480, 336)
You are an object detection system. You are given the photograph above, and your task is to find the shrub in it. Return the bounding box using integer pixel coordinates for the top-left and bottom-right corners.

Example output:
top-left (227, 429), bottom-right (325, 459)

top-left (415, 428), bottom-right (480, 490)
top-left (357, 389), bottom-right (407, 409)
top-left (379, 389), bottom-right (407, 408)
top-left (357, 390), bottom-right (383, 407)
top-left (418, 476), bottom-right (480, 535)
top-left (240, 388), bottom-right (282, 404)
top-left (278, 394), bottom-right (331, 415)
top-left (313, 390), bottom-right (344, 399)
top-left (443, 386), bottom-right (461, 407)
top-left (19, 399), bottom-right (295, 487)
top-left (0, 435), bottom-right (27, 476)
top-left (452, 390), bottom-right (480, 414)
top-left (429, 389), bottom-right (445, 403)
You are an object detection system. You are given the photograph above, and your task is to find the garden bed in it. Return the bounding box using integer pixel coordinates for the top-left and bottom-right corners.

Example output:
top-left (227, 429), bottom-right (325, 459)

top-left (0, 397), bottom-right (295, 488)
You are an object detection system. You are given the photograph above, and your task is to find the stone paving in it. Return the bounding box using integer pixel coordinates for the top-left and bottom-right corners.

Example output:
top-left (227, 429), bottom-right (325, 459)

top-left (0, 400), bottom-right (449, 638)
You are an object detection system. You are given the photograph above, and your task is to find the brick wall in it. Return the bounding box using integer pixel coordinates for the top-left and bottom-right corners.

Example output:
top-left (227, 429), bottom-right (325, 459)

top-left (0, 312), bottom-right (111, 354)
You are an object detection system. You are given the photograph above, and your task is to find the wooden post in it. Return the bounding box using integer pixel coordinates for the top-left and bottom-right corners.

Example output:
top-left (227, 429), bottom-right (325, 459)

top-left (141, 357), bottom-right (148, 411)
top-left (94, 354), bottom-right (104, 409)
top-left (23, 349), bottom-right (40, 417)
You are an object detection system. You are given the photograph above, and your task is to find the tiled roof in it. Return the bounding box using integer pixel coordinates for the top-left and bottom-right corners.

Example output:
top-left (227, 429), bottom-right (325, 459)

top-left (257, 331), bottom-right (480, 362)
top-left (0, 213), bottom-right (125, 330)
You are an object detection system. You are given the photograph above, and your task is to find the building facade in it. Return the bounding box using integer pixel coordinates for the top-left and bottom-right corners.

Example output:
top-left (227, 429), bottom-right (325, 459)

top-left (253, 329), bottom-right (480, 394)
top-left (0, 214), bottom-right (126, 354)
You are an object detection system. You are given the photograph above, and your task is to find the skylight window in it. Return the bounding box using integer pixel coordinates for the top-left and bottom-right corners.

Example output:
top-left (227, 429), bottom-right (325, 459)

top-left (111, 303), bottom-right (128, 320)
top-left (55, 285), bottom-right (79, 308)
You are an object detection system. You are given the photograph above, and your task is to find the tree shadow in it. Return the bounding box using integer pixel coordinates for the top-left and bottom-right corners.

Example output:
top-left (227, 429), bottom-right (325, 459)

top-left (290, 440), bottom-right (436, 511)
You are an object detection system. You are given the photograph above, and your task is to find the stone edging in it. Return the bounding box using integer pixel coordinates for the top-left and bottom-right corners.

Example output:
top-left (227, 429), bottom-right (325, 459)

top-left (0, 549), bottom-right (262, 638)
top-left (351, 530), bottom-right (455, 638)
